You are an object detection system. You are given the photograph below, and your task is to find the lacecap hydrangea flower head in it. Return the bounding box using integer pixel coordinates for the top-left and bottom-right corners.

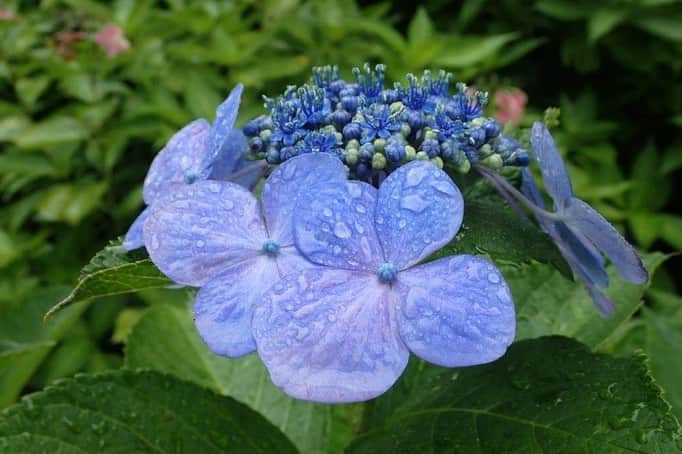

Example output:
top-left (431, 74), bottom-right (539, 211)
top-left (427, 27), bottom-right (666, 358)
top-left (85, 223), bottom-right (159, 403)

top-left (135, 65), bottom-right (646, 403)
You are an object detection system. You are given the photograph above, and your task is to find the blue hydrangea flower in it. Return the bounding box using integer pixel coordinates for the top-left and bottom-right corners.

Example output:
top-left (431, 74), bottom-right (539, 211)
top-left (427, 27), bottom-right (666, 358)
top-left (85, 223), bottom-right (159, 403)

top-left (252, 160), bottom-right (515, 403)
top-left (143, 153), bottom-right (347, 357)
top-left (123, 84), bottom-right (264, 250)
top-left (521, 122), bottom-right (648, 316)
top-left (244, 65), bottom-right (528, 184)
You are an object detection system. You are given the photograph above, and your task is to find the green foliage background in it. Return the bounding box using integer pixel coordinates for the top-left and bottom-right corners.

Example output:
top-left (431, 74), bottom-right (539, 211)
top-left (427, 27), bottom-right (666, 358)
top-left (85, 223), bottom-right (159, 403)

top-left (0, 0), bottom-right (681, 452)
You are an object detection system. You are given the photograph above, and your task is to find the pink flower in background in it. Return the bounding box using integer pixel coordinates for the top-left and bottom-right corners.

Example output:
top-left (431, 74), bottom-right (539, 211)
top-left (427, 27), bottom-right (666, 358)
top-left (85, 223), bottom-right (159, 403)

top-left (93, 24), bottom-right (130, 57)
top-left (0, 9), bottom-right (16, 20)
top-left (495, 88), bottom-right (527, 125)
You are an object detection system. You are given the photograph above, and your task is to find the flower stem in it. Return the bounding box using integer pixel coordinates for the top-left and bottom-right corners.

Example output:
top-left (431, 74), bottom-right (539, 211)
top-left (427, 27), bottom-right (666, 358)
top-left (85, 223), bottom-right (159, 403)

top-left (475, 165), bottom-right (565, 222)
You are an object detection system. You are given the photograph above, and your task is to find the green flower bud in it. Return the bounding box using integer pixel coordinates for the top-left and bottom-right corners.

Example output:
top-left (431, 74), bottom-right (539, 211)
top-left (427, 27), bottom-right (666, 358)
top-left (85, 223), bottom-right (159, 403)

top-left (347, 139), bottom-right (360, 150)
top-left (390, 101), bottom-right (405, 113)
top-left (416, 151), bottom-right (429, 161)
top-left (470, 117), bottom-right (486, 127)
top-left (482, 153), bottom-right (503, 169)
top-left (431, 156), bottom-right (444, 169)
top-left (477, 143), bottom-right (493, 158)
top-left (400, 123), bottom-right (411, 137)
top-left (373, 138), bottom-right (386, 152)
top-left (457, 160), bottom-right (471, 173)
top-left (259, 129), bottom-right (272, 141)
top-left (424, 129), bottom-right (437, 141)
top-left (372, 152), bottom-right (387, 170)
top-left (346, 149), bottom-right (359, 165)
top-left (405, 145), bottom-right (416, 161)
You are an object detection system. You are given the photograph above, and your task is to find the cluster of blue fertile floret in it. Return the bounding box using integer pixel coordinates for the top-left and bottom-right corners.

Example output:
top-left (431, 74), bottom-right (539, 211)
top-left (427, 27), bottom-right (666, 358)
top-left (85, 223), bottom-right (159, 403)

top-left (243, 64), bottom-right (529, 183)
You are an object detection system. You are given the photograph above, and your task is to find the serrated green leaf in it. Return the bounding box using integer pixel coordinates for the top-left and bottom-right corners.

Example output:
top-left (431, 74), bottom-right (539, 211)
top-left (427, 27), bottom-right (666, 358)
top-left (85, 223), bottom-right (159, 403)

top-left (126, 302), bottom-right (353, 453)
top-left (641, 305), bottom-right (682, 421)
top-left (0, 370), bottom-right (297, 453)
top-left (353, 336), bottom-right (682, 453)
top-left (427, 199), bottom-right (571, 277)
top-left (46, 239), bottom-right (172, 319)
top-left (507, 253), bottom-right (666, 349)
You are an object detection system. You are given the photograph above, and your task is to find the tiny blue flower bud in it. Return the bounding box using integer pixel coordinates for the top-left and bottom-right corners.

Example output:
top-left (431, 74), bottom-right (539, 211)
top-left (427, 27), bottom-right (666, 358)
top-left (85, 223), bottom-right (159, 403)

top-left (385, 138), bottom-right (406, 162)
top-left (359, 142), bottom-right (375, 161)
top-left (484, 120), bottom-right (501, 139)
top-left (330, 109), bottom-right (352, 128)
top-left (421, 138), bottom-right (440, 158)
top-left (266, 149), bottom-right (281, 164)
top-left (342, 122), bottom-right (362, 140)
top-left (341, 96), bottom-right (358, 112)
top-left (383, 89), bottom-right (400, 104)
top-left (407, 111), bottom-right (426, 130)
top-left (468, 127), bottom-right (486, 148)
top-left (280, 146), bottom-right (296, 160)
top-left (355, 162), bottom-right (371, 179)
top-left (243, 118), bottom-right (261, 136)
top-left (249, 136), bottom-right (264, 153)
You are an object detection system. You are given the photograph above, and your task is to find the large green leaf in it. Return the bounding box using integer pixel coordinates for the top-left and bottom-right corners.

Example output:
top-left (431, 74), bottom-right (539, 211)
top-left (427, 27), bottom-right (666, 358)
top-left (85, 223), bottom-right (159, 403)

top-left (603, 289), bottom-right (682, 421)
top-left (125, 302), bottom-right (353, 454)
top-left (353, 336), bottom-right (681, 453)
top-left (507, 253), bottom-right (666, 349)
top-left (0, 287), bottom-right (88, 407)
top-left (427, 199), bottom-right (571, 277)
top-left (46, 239), bottom-right (172, 319)
top-left (0, 370), bottom-right (297, 453)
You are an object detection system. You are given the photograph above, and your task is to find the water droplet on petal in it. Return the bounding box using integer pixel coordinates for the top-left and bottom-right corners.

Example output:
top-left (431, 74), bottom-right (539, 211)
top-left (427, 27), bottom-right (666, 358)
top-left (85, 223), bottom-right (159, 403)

top-left (334, 222), bottom-right (352, 239)
top-left (400, 194), bottom-right (429, 212)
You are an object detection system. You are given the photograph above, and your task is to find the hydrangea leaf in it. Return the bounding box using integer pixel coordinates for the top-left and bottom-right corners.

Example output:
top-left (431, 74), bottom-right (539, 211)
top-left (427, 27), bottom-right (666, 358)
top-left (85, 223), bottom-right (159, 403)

top-left (427, 198), bottom-right (571, 277)
top-left (352, 336), bottom-right (682, 453)
top-left (0, 286), bottom-right (93, 407)
top-left (0, 369), bottom-right (297, 453)
top-left (126, 302), bottom-right (355, 454)
top-left (507, 252), bottom-right (666, 348)
top-left (45, 239), bottom-right (172, 319)
top-left (601, 289), bottom-right (682, 421)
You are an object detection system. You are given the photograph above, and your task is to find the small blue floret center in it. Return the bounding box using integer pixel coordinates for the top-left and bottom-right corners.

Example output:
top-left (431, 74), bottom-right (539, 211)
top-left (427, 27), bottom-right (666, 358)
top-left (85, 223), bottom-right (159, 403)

top-left (377, 262), bottom-right (398, 283)
top-left (262, 239), bottom-right (280, 257)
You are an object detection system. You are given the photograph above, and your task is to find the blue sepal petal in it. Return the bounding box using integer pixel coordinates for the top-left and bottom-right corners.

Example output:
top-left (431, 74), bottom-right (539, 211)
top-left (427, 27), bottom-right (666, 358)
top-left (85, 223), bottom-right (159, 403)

top-left (375, 161), bottom-right (463, 269)
top-left (144, 181), bottom-right (267, 286)
top-left (122, 207), bottom-right (151, 251)
top-left (530, 121), bottom-right (573, 206)
top-left (396, 255), bottom-right (516, 367)
top-left (253, 267), bottom-right (409, 403)
top-left (564, 197), bottom-right (648, 284)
